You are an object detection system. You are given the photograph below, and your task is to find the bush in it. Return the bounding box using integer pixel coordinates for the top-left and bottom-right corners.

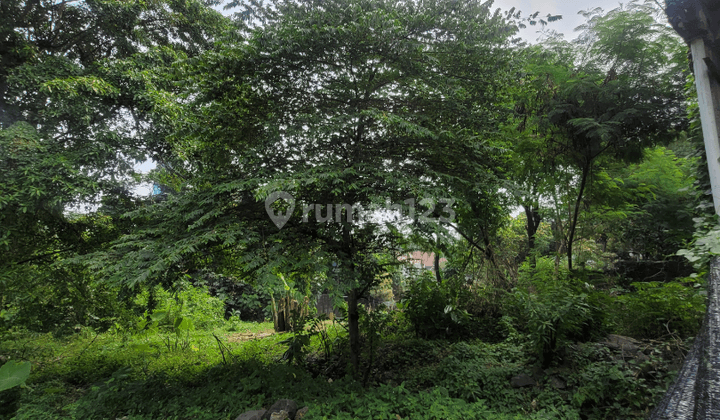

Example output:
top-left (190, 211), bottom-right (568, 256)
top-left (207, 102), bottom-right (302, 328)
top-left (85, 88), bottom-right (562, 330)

top-left (135, 284), bottom-right (226, 331)
top-left (434, 341), bottom-right (524, 407)
top-left (402, 269), bottom-right (506, 341)
top-left (401, 271), bottom-right (471, 340)
top-left (613, 280), bottom-right (705, 339)
top-left (196, 272), bottom-right (272, 322)
top-left (505, 258), bottom-right (600, 367)
top-left (566, 341), bottom-right (677, 419)
top-left (0, 265), bottom-right (132, 335)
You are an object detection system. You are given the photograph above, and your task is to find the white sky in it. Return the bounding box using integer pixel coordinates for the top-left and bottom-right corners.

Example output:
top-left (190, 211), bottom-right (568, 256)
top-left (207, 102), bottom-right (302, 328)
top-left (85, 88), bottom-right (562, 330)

top-left (493, 0), bottom-right (648, 42)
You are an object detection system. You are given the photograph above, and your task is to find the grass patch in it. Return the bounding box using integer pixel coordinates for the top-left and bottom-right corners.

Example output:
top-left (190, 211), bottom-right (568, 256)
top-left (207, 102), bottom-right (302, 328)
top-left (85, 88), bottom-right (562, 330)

top-left (0, 317), bottom-right (687, 420)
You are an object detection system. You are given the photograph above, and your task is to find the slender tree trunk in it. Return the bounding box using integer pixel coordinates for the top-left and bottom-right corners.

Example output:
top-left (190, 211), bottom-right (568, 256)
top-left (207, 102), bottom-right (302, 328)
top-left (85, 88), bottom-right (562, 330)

top-left (523, 204), bottom-right (542, 268)
top-left (0, 79), bottom-right (20, 128)
top-left (567, 163), bottom-right (591, 271)
top-left (434, 253), bottom-right (442, 282)
top-left (340, 218), bottom-right (363, 376)
top-left (348, 288), bottom-right (360, 375)
top-left (362, 321), bottom-right (375, 387)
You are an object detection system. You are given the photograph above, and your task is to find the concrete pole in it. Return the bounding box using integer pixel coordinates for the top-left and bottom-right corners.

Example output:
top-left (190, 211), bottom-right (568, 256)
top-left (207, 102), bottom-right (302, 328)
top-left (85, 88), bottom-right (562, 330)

top-left (690, 37), bottom-right (720, 215)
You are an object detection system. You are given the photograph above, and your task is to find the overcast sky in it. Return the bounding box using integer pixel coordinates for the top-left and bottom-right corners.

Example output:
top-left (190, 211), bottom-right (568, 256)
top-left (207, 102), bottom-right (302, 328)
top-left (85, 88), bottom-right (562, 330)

top-left (493, 0), bottom-right (655, 42)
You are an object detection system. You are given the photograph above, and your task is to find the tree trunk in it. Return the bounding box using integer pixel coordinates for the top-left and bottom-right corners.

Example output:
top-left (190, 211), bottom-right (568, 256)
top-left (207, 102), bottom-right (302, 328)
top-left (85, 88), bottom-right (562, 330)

top-left (347, 288), bottom-right (360, 376)
top-left (567, 163), bottom-right (591, 271)
top-left (0, 79), bottom-right (20, 128)
top-left (523, 204), bottom-right (542, 268)
top-left (434, 253), bottom-right (442, 282)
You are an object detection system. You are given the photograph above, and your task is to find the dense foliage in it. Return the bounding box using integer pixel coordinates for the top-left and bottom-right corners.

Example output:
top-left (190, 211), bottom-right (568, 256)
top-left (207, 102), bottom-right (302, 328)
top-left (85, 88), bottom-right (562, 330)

top-left (0, 0), bottom-right (712, 418)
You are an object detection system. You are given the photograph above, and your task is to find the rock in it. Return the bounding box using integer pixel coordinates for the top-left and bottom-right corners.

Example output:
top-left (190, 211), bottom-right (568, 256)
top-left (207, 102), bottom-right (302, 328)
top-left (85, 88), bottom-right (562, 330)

top-left (295, 407), bottom-right (310, 419)
top-left (550, 376), bottom-right (566, 389)
top-left (530, 365), bottom-right (544, 382)
top-left (269, 411), bottom-right (289, 420)
top-left (262, 399), bottom-right (297, 420)
top-left (236, 410), bottom-right (267, 420)
top-left (510, 373), bottom-right (536, 388)
top-left (603, 334), bottom-right (642, 353)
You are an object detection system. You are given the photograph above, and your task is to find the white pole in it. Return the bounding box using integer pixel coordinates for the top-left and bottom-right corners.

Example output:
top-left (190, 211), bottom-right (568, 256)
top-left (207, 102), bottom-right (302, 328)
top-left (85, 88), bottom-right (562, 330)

top-left (691, 37), bottom-right (720, 215)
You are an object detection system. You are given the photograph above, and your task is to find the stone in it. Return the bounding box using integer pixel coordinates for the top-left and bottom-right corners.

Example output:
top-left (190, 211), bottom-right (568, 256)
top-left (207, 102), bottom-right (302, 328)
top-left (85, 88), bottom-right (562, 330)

top-left (510, 373), bottom-right (536, 388)
top-left (550, 376), bottom-right (566, 389)
top-left (530, 365), bottom-right (545, 382)
top-left (269, 411), bottom-right (289, 420)
top-left (262, 399), bottom-right (297, 420)
top-left (295, 407), bottom-right (310, 419)
top-left (603, 334), bottom-right (642, 353)
top-left (236, 410), bottom-right (267, 420)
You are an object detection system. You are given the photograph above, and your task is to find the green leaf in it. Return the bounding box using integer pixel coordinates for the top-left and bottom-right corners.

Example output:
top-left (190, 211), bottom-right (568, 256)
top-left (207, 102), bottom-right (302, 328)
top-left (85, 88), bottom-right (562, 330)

top-left (149, 311), bottom-right (167, 322)
top-left (130, 343), bottom-right (154, 353)
top-left (0, 360), bottom-right (32, 392)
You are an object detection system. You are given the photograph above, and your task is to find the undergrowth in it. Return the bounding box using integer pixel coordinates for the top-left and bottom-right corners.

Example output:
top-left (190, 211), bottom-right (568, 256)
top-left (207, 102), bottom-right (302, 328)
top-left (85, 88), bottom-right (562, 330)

top-left (0, 319), bottom-right (686, 420)
top-left (0, 273), bottom-right (699, 420)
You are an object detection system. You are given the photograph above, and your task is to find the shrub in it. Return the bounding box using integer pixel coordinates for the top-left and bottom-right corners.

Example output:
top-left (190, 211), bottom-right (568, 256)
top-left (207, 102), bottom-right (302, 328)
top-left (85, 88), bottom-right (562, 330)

top-left (401, 269), bottom-right (506, 341)
top-left (613, 280), bottom-right (705, 339)
top-left (135, 284), bottom-right (226, 331)
top-left (566, 341), bottom-right (677, 419)
top-left (505, 258), bottom-right (599, 367)
top-left (196, 272), bottom-right (272, 322)
top-left (434, 341), bottom-right (524, 407)
top-left (0, 265), bottom-right (133, 335)
top-left (401, 271), bottom-right (471, 339)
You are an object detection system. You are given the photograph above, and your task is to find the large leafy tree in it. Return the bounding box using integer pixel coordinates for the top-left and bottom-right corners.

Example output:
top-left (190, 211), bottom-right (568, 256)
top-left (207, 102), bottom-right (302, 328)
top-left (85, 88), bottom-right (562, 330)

top-left (0, 0), bottom-right (227, 261)
top-left (511, 4), bottom-right (688, 270)
top-left (91, 0), bottom-right (518, 372)
top-left (504, 43), bottom-right (572, 267)
top-left (590, 146), bottom-right (697, 261)
top-left (0, 0), bottom-right (228, 331)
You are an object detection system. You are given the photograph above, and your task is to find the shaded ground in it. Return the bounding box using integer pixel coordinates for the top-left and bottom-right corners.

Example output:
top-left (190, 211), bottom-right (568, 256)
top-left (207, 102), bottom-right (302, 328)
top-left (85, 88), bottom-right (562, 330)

top-left (226, 331), bottom-right (275, 343)
top-left (0, 318), bottom-right (692, 420)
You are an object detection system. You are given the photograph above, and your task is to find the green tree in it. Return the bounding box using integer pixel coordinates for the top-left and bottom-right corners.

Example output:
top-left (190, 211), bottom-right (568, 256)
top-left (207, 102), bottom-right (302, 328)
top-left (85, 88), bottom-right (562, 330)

top-left (89, 0), bottom-right (518, 373)
top-left (597, 146), bottom-right (697, 260)
top-left (536, 4), bottom-right (688, 270)
top-left (505, 44), bottom-right (571, 266)
top-left (0, 0), bottom-right (228, 331)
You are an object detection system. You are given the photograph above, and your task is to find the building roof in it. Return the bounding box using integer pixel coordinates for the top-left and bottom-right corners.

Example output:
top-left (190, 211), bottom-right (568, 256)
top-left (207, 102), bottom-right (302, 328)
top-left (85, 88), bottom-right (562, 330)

top-left (400, 251), bottom-right (446, 270)
top-left (666, 0), bottom-right (720, 53)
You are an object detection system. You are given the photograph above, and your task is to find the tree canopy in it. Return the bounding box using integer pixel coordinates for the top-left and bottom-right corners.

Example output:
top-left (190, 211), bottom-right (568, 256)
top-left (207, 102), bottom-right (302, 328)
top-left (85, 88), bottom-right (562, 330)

top-left (0, 0), bottom-right (706, 395)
